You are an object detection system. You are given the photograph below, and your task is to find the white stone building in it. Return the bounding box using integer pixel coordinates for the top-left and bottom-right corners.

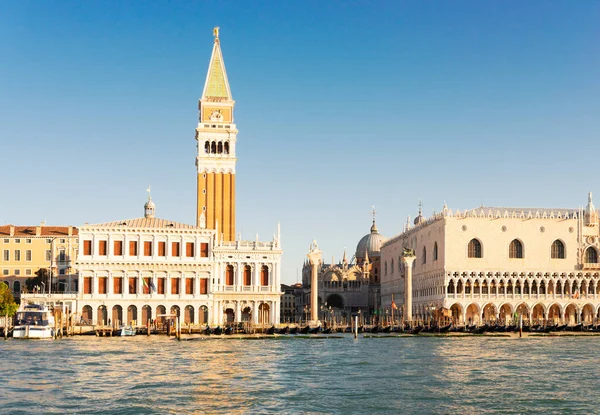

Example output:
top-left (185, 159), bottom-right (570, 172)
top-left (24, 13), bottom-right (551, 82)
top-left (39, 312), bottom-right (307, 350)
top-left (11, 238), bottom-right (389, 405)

top-left (75, 198), bottom-right (281, 327)
top-left (381, 194), bottom-right (600, 326)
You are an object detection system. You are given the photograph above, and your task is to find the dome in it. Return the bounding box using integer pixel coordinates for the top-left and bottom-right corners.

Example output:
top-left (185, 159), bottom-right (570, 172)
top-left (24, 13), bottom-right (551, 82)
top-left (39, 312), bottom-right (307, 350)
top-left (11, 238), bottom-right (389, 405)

top-left (144, 197), bottom-right (156, 219)
top-left (413, 202), bottom-right (426, 226)
top-left (355, 221), bottom-right (386, 260)
top-left (414, 214), bottom-right (425, 226)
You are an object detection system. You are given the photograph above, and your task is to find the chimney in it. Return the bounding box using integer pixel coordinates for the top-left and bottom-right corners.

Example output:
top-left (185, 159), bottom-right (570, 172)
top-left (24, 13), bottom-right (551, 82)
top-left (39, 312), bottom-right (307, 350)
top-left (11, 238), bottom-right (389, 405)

top-left (9, 226), bottom-right (15, 236)
top-left (36, 226), bottom-right (41, 236)
top-left (68, 226), bottom-right (73, 236)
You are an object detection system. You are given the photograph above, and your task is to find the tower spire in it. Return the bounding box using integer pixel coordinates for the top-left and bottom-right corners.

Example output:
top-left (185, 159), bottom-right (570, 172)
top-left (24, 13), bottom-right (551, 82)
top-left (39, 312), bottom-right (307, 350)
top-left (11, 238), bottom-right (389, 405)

top-left (196, 28), bottom-right (237, 240)
top-left (202, 27), bottom-right (232, 101)
top-left (370, 205), bottom-right (378, 233)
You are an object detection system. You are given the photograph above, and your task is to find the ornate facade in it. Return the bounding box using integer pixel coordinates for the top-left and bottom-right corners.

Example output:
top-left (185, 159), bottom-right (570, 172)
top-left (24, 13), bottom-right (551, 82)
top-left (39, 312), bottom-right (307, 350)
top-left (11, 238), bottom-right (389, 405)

top-left (301, 216), bottom-right (385, 324)
top-left (75, 198), bottom-right (281, 326)
top-left (381, 194), bottom-right (600, 326)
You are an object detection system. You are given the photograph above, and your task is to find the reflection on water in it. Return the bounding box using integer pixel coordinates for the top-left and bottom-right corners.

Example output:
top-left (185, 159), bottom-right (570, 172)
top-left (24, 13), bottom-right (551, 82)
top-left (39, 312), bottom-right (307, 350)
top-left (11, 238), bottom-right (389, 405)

top-left (2, 336), bottom-right (600, 414)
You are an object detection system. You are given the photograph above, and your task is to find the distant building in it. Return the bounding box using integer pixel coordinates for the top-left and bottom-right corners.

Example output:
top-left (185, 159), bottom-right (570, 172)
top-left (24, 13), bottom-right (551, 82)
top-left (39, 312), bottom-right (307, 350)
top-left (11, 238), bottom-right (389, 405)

top-left (280, 284), bottom-right (296, 323)
top-left (381, 194), bottom-right (600, 326)
top-left (302, 213), bottom-right (385, 324)
top-left (0, 224), bottom-right (78, 299)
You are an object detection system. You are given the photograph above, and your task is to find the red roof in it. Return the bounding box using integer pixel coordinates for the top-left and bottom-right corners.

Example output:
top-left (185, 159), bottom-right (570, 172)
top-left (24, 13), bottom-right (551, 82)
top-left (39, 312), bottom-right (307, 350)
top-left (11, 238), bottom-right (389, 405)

top-left (0, 225), bottom-right (78, 237)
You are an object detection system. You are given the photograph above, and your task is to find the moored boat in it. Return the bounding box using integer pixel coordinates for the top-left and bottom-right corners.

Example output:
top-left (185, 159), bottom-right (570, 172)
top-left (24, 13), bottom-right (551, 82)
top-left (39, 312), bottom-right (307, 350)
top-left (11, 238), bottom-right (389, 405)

top-left (13, 303), bottom-right (55, 339)
top-left (120, 325), bottom-right (136, 336)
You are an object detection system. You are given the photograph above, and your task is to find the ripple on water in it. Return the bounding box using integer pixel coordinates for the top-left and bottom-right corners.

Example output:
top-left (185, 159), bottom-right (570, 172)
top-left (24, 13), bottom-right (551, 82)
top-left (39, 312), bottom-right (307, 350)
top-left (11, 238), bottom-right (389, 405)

top-left (2, 336), bottom-right (600, 414)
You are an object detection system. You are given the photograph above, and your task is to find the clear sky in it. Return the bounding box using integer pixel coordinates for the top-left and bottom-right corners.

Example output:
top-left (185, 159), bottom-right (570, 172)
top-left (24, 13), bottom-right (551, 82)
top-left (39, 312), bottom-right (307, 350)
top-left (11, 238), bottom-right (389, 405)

top-left (1, 2), bottom-right (599, 284)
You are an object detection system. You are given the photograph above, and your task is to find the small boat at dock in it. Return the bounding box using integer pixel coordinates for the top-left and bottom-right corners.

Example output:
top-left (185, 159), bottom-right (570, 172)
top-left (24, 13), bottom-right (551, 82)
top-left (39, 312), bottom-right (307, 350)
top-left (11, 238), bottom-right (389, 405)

top-left (120, 325), bottom-right (136, 336)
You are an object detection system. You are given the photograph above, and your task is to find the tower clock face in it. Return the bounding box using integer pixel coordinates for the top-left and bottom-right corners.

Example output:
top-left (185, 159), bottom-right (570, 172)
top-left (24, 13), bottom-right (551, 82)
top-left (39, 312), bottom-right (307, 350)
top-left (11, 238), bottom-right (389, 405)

top-left (210, 110), bottom-right (222, 121)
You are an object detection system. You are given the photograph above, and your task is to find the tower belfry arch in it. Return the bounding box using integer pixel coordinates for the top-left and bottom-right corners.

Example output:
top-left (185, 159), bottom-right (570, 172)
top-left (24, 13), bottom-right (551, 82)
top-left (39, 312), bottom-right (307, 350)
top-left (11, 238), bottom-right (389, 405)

top-left (195, 27), bottom-right (237, 241)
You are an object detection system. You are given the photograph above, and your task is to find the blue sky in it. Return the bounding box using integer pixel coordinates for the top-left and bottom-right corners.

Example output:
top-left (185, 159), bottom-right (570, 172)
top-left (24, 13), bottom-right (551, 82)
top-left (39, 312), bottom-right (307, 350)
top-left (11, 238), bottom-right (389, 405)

top-left (1, 2), bottom-right (599, 283)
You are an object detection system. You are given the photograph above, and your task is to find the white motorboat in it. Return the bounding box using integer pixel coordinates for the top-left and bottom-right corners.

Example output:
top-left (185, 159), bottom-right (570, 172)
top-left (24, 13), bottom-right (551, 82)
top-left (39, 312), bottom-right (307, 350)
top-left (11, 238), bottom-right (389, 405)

top-left (13, 303), bottom-right (55, 339)
top-left (120, 325), bottom-right (136, 336)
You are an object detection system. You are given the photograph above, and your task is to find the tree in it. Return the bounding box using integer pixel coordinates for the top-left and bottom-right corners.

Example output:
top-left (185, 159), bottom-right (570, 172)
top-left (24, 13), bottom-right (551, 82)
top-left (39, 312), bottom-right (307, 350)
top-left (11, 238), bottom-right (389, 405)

top-left (0, 282), bottom-right (18, 316)
top-left (25, 268), bottom-right (48, 292)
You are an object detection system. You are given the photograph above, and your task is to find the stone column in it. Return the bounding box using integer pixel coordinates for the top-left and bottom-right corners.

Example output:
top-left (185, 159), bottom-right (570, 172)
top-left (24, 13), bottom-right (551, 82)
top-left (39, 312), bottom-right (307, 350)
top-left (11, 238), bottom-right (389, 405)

top-left (307, 241), bottom-right (322, 325)
top-left (402, 253), bottom-right (416, 323)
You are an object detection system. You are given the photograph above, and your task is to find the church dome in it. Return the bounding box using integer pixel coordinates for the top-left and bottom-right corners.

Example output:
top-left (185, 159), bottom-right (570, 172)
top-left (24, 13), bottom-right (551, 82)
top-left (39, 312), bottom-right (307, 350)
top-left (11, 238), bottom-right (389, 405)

top-left (414, 214), bottom-right (425, 226)
top-left (413, 202), bottom-right (426, 226)
top-left (355, 221), bottom-right (386, 260)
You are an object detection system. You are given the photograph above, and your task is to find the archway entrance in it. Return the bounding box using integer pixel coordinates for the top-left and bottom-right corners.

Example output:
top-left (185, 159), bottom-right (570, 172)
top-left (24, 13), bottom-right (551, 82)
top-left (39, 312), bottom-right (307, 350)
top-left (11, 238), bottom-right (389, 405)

top-left (450, 304), bottom-right (463, 325)
top-left (548, 304), bottom-right (561, 322)
top-left (127, 305), bottom-right (137, 325)
top-left (466, 304), bottom-right (479, 325)
top-left (156, 305), bottom-right (166, 327)
top-left (258, 303), bottom-right (270, 326)
top-left (199, 306), bottom-right (208, 325)
top-left (532, 304), bottom-right (545, 323)
top-left (81, 305), bottom-right (93, 324)
top-left (142, 305), bottom-right (152, 326)
top-left (565, 304), bottom-right (577, 325)
top-left (170, 305), bottom-right (180, 318)
top-left (499, 304), bottom-right (512, 323)
top-left (224, 308), bottom-right (235, 324)
top-left (97, 305), bottom-right (107, 326)
top-left (241, 306), bottom-right (251, 322)
top-left (184, 305), bottom-right (195, 325)
top-left (516, 304), bottom-right (530, 323)
top-left (582, 304), bottom-right (594, 324)
top-left (482, 303), bottom-right (496, 323)
top-left (112, 305), bottom-right (123, 327)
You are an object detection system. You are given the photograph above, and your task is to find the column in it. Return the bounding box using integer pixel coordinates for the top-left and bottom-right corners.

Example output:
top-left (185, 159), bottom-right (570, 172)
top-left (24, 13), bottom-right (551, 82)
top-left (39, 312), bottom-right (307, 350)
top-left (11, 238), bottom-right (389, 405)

top-left (307, 245), bottom-right (322, 323)
top-left (253, 262), bottom-right (259, 291)
top-left (252, 301), bottom-right (259, 325)
top-left (402, 254), bottom-right (416, 323)
top-left (194, 272), bottom-right (199, 297)
top-left (235, 301), bottom-right (241, 323)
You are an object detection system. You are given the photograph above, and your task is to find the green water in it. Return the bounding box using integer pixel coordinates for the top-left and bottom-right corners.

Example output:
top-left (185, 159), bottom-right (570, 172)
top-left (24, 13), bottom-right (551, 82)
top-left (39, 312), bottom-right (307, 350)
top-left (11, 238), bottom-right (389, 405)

top-left (1, 335), bottom-right (599, 414)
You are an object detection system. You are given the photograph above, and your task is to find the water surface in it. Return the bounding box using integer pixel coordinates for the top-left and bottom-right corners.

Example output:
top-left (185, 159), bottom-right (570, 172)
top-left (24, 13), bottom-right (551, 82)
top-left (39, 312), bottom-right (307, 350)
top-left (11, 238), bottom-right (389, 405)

top-left (1, 335), bottom-right (598, 414)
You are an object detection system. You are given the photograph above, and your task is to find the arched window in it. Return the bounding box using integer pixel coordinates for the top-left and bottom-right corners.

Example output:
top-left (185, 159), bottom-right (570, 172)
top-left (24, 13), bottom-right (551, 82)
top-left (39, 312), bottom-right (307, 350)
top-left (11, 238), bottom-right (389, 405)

top-left (433, 242), bottom-right (438, 261)
top-left (205, 141), bottom-right (210, 153)
top-left (585, 247), bottom-right (598, 264)
top-left (13, 280), bottom-right (20, 294)
top-left (224, 142), bottom-right (229, 154)
top-left (509, 239), bottom-right (523, 259)
top-left (225, 265), bottom-right (234, 286)
top-left (260, 265), bottom-right (269, 286)
top-left (243, 265), bottom-right (251, 286)
top-left (551, 240), bottom-right (565, 259)
top-left (384, 261), bottom-right (388, 276)
top-left (211, 142), bottom-right (216, 153)
top-left (391, 259), bottom-right (394, 274)
top-left (467, 239), bottom-right (482, 258)
top-left (422, 247), bottom-right (427, 264)
top-left (217, 142), bottom-right (223, 154)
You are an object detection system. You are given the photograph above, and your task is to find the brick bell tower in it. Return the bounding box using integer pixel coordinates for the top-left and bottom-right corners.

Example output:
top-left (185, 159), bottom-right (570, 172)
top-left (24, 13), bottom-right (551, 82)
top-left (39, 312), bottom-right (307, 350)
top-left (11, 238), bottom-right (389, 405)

top-left (195, 27), bottom-right (236, 241)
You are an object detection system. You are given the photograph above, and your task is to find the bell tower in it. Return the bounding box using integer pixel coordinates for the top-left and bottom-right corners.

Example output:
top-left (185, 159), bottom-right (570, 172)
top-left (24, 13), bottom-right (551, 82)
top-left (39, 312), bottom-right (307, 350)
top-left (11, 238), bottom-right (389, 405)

top-left (195, 27), bottom-right (237, 241)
